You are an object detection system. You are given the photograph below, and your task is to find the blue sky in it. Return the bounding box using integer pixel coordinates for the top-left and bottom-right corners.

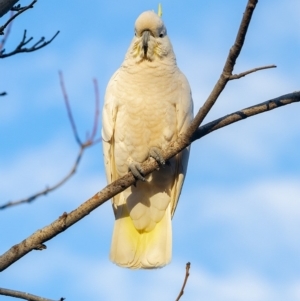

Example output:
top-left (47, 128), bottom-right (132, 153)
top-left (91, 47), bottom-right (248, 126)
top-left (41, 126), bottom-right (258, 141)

top-left (0, 0), bottom-right (300, 300)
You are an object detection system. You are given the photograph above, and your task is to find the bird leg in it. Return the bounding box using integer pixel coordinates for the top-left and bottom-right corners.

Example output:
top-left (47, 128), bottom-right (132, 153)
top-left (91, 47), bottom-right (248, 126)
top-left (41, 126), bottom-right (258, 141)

top-left (128, 147), bottom-right (165, 182)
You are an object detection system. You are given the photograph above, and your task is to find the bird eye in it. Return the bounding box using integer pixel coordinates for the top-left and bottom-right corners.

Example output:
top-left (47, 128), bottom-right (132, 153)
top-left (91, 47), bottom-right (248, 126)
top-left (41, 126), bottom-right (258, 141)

top-left (159, 33), bottom-right (164, 38)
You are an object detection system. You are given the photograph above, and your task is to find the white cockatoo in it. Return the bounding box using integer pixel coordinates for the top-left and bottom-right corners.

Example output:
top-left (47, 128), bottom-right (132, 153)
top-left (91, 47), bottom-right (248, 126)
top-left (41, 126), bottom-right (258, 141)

top-left (102, 10), bottom-right (193, 269)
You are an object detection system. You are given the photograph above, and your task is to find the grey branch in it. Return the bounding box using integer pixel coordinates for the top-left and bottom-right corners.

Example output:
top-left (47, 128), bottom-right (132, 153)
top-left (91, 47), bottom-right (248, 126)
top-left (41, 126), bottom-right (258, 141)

top-left (229, 64), bottom-right (277, 80)
top-left (185, 0), bottom-right (258, 140)
top-left (0, 287), bottom-right (64, 301)
top-left (0, 148), bottom-right (85, 210)
top-left (0, 75), bottom-right (100, 210)
top-left (0, 0), bottom-right (19, 17)
top-left (175, 262), bottom-right (191, 301)
top-left (192, 91), bottom-right (300, 141)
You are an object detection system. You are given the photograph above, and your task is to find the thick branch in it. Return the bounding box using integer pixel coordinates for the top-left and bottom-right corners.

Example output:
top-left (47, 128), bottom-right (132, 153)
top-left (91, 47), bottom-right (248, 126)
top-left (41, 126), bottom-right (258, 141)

top-left (192, 91), bottom-right (300, 141)
top-left (0, 90), bottom-right (298, 272)
top-left (0, 0), bottom-right (18, 17)
top-left (0, 287), bottom-right (63, 301)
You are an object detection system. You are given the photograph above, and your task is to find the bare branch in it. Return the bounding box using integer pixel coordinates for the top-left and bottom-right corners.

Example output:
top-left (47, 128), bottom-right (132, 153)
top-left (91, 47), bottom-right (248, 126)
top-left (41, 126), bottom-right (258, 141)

top-left (185, 0), bottom-right (258, 142)
top-left (0, 10), bottom-right (13, 52)
top-left (0, 0), bottom-right (36, 35)
top-left (0, 29), bottom-right (59, 58)
top-left (0, 89), bottom-right (298, 271)
top-left (175, 262), bottom-right (191, 301)
top-left (0, 76), bottom-right (101, 210)
top-left (59, 71), bottom-right (82, 146)
top-left (0, 287), bottom-right (64, 301)
top-left (0, 0), bottom-right (18, 18)
top-left (0, 148), bottom-right (85, 210)
top-left (192, 91), bottom-right (300, 142)
top-left (0, 91), bottom-right (7, 96)
top-left (229, 64), bottom-right (277, 80)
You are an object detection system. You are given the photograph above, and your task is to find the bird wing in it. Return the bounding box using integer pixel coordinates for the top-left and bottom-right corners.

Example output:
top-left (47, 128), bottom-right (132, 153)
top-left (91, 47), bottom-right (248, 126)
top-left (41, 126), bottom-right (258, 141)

top-left (102, 70), bottom-right (119, 186)
top-left (170, 72), bottom-right (193, 217)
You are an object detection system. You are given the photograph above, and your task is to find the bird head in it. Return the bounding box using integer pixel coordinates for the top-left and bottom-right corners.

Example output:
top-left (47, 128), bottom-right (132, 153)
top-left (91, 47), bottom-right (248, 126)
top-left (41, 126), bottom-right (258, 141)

top-left (128, 11), bottom-right (174, 63)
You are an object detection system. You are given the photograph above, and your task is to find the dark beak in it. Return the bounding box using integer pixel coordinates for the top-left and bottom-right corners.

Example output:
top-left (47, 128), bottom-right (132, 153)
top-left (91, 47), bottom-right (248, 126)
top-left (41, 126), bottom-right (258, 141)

top-left (142, 30), bottom-right (150, 56)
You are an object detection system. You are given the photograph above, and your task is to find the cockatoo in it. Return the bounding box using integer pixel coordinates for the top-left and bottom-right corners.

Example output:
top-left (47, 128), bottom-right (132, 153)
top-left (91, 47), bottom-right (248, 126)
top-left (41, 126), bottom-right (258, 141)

top-left (102, 10), bottom-right (193, 269)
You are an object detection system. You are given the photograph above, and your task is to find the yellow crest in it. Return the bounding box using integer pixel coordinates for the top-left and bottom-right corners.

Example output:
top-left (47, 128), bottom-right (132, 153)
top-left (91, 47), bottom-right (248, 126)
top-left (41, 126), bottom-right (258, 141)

top-left (158, 3), bottom-right (163, 17)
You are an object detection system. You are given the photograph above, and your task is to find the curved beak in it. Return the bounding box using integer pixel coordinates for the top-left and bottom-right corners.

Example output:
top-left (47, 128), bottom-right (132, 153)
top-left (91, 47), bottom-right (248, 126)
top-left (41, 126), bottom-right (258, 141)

top-left (142, 30), bottom-right (150, 56)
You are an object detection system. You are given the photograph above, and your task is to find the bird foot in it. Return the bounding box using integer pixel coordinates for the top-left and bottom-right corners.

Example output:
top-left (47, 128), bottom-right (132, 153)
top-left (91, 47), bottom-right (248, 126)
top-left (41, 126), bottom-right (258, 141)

top-left (128, 147), bottom-right (165, 182)
top-left (149, 147), bottom-right (165, 166)
top-left (129, 162), bottom-right (146, 182)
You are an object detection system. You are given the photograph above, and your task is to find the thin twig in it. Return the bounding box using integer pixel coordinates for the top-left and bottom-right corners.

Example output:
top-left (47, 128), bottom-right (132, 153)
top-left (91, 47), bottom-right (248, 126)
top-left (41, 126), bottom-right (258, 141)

top-left (0, 287), bottom-right (64, 301)
top-left (0, 10), bottom-right (14, 52)
top-left (59, 71), bottom-right (82, 146)
top-left (0, 90), bottom-right (298, 271)
top-left (0, 75), bottom-right (101, 210)
top-left (0, 0), bottom-right (37, 35)
top-left (0, 148), bottom-right (85, 210)
top-left (229, 64), bottom-right (277, 80)
top-left (175, 262), bottom-right (191, 301)
top-left (0, 30), bottom-right (59, 58)
top-left (0, 91), bottom-right (7, 96)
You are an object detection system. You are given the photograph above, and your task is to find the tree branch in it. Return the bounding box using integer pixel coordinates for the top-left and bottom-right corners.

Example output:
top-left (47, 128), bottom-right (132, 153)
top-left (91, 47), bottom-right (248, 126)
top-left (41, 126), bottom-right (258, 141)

top-left (0, 148), bottom-right (85, 210)
top-left (192, 91), bottom-right (300, 142)
top-left (175, 262), bottom-right (191, 301)
top-left (229, 64), bottom-right (277, 80)
top-left (0, 29), bottom-right (59, 58)
top-left (0, 0), bottom-right (36, 35)
top-left (0, 287), bottom-right (64, 301)
top-left (0, 10), bottom-right (13, 51)
top-left (59, 71), bottom-right (82, 146)
top-left (0, 74), bottom-right (101, 210)
top-left (184, 0), bottom-right (258, 143)
top-left (0, 0), bottom-right (18, 18)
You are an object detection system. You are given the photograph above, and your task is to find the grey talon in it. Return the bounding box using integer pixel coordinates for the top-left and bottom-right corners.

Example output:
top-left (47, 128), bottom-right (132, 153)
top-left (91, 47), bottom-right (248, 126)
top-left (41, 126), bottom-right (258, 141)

top-left (129, 162), bottom-right (146, 181)
top-left (149, 147), bottom-right (165, 165)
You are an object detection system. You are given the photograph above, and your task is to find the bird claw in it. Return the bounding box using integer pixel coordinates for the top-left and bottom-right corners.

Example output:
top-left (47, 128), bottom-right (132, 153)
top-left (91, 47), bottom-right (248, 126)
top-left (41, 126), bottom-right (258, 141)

top-left (129, 162), bottom-right (146, 182)
top-left (149, 147), bottom-right (165, 166)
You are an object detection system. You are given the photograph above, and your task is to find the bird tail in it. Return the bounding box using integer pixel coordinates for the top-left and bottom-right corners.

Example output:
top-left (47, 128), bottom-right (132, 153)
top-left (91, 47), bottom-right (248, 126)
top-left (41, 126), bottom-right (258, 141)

top-left (109, 197), bottom-right (172, 269)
